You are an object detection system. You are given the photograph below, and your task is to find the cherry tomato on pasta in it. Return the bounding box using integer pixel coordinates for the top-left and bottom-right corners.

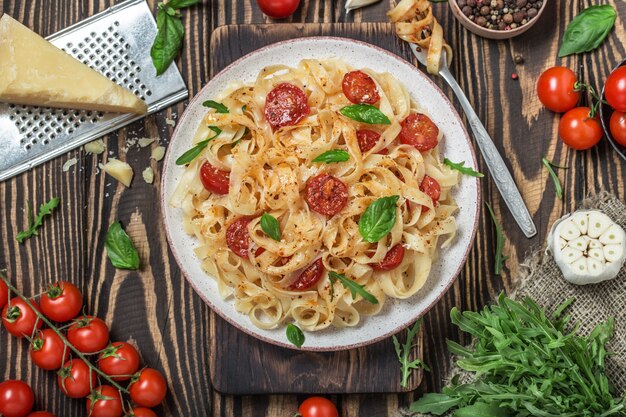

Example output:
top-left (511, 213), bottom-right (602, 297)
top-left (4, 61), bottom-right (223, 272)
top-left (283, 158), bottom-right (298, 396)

top-left (289, 258), bottom-right (325, 290)
top-left (356, 129), bottom-right (388, 154)
top-left (128, 368), bottom-right (167, 408)
top-left (256, 0), bottom-right (300, 19)
top-left (304, 174), bottom-right (349, 216)
top-left (67, 316), bottom-right (110, 354)
top-left (0, 380), bottom-right (34, 417)
top-left (558, 107), bottom-right (603, 150)
top-left (264, 83), bottom-right (310, 129)
top-left (342, 71), bottom-right (380, 105)
top-left (2, 298), bottom-right (42, 338)
top-left (399, 113), bottom-right (439, 151)
top-left (86, 385), bottom-right (123, 417)
top-left (370, 245), bottom-right (405, 271)
top-left (58, 358), bottom-right (97, 398)
top-left (419, 176), bottom-right (441, 212)
top-left (604, 66), bottom-right (626, 112)
top-left (97, 342), bottom-right (140, 381)
top-left (298, 397), bottom-right (339, 417)
top-left (30, 329), bottom-right (70, 370)
top-left (40, 281), bottom-right (83, 323)
top-left (610, 111), bottom-right (626, 146)
top-left (200, 162), bottom-right (230, 194)
top-left (0, 279), bottom-right (8, 310)
top-left (536, 66), bottom-right (580, 113)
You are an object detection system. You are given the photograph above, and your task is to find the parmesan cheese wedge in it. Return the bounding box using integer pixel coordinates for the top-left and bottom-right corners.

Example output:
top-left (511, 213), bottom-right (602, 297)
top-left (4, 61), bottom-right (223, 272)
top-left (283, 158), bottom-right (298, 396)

top-left (0, 14), bottom-right (148, 114)
top-left (104, 159), bottom-right (134, 187)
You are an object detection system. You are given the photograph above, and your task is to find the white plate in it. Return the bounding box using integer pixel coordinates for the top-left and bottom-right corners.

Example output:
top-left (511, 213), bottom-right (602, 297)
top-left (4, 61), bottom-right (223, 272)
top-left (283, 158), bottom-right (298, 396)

top-left (161, 37), bottom-right (481, 351)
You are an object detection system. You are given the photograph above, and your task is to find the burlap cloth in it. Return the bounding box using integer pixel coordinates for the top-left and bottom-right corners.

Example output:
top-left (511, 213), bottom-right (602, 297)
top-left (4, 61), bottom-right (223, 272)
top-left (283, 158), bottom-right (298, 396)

top-left (399, 192), bottom-right (626, 417)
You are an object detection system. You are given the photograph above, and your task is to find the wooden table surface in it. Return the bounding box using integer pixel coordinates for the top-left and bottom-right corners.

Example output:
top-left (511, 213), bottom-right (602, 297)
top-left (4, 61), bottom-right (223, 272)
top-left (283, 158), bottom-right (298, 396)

top-left (1, 1), bottom-right (625, 416)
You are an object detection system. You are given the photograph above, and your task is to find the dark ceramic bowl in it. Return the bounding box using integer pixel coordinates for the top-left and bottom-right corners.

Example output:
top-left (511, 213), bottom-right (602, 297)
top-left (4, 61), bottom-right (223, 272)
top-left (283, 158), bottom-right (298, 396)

top-left (600, 59), bottom-right (626, 161)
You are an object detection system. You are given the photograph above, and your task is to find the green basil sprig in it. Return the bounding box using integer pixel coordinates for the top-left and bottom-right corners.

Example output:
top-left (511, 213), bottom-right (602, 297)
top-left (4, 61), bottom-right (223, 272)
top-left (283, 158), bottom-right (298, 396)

top-left (329, 272), bottom-right (378, 304)
top-left (286, 323), bottom-right (305, 348)
top-left (312, 150), bottom-right (350, 164)
top-left (175, 126), bottom-right (222, 165)
top-left (105, 221), bottom-right (140, 270)
top-left (340, 104), bottom-right (391, 125)
top-left (559, 5), bottom-right (616, 57)
top-left (358, 195), bottom-right (399, 243)
top-left (444, 158), bottom-right (484, 178)
top-left (260, 213), bottom-right (281, 241)
top-left (16, 197), bottom-right (60, 243)
top-left (203, 100), bottom-right (230, 114)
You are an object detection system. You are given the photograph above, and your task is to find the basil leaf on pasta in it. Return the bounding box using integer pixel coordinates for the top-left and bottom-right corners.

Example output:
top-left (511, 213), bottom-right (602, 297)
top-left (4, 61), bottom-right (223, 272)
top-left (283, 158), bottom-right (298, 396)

top-left (175, 126), bottom-right (222, 165)
top-left (261, 213), bottom-right (281, 241)
top-left (358, 195), bottom-right (399, 242)
top-left (286, 323), bottom-right (305, 348)
top-left (202, 100), bottom-right (229, 114)
top-left (340, 104), bottom-right (391, 125)
top-left (328, 271), bottom-right (378, 304)
top-left (312, 150), bottom-right (350, 164)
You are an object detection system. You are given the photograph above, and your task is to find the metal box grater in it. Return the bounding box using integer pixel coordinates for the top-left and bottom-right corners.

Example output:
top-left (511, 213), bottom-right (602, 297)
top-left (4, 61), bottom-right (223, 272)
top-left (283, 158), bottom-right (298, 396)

top-left (0, 0), bottom-right (188, 181)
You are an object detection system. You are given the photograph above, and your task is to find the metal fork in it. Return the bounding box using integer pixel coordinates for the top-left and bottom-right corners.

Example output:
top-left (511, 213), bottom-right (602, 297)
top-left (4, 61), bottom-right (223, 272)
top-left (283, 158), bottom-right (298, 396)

top-left (409, 44), bottom-right (537, 238)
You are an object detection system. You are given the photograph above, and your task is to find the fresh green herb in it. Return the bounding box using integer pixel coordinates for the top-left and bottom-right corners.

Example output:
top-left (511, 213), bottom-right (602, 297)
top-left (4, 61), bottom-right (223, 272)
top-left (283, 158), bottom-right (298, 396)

top-left (393, 320), bottom-right (430, 388)
top-left (312, 150), bottom-right (350, 164)
top-left (165, 0), bottom-right (199, 7)
top-left (286, 323), bottom-right (305, 348)
top-left (358, 195), bottom-right (399, 243)
top-left (16, 197), bottom-right (60, 243)
top-left (105, 222), bottom-right (140, 270)
top-left (411, 294), bottom-right (625, 417)
top-left (485, 203), bottom-right (508, 276)
top-left (443, 158), bottom-right (484, 178)
top-left (340, 104), bottom-right (391, 125)
top-left (542, 157), bottom-right (567, 200)
top-left (260, 213), bottom-right (281, 241)
top-left (559, 5), bottom-right (616, 57)
top-left (328, 271), bottom-right (378, 304)
top-left (175, 126), bottom-right (222, 165)
top-left (202, 100), bottom-right (229, 114)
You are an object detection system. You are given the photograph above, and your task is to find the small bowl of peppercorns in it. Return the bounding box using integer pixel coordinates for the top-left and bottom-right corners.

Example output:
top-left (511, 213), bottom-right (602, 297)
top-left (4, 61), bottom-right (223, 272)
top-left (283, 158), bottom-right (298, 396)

top-left (450, 0), bottom-right (545, 40)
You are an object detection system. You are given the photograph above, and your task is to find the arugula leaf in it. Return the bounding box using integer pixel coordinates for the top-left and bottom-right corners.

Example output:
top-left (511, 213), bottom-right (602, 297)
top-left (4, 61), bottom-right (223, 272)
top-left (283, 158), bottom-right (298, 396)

top-left (358, 195), bottom-right (399, 243)
top-left (454, 403), bottom-right (510, 417)
top-left (485, 203), bottom-right (508, 276)
top-left (340, 104), bottom-right (391, 125)
top-left (328, 271), bottom-right (378, 304)
top-left (202, 100), bottom-right (229, 114)
top-left (150, 4), bottom-right (185, 76)
top-left (410, 393), bottom-right (462, 415)
top-left (286, 323), bottom-right (305, 348)
top-left (260, 213), bottom-right (281, 241)
top-left (105, 222), bottom-right (140, 270)
top-left (16, 197), bottom-right (60, 243)
top-left (312, 150), bottom-right (350, 164)
top-left (542, 157), bottom-right (567, 200)
top-left (175, 126), bottom-right (222, 165)
top-left (443, 158), bottom-right (484, 178)
top-left (559, 5), bottom-right (616, 57)
top-left (393, 320), bottom-right (430, 388)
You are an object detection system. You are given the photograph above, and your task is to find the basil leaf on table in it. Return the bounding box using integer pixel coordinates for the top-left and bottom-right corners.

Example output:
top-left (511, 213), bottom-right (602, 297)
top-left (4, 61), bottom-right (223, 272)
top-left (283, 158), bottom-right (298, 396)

top-left (260, 213), bottom-right (281, 241)
top-left (340, 104), bottom-right (391, 125)
top-left (202, 100), bottom-right (230, 114)
top-left (286, 323), bottom-right (305, 348)
top-left (443, 158), bottom-right (484, 178)
top-left (358, 195), bottom-right (399, 243)
top-left (558, 5), bottom-right (616, 57)
top-left (16, 197), bottom-right (60, 243)
top-left (312, 150), bottom-right (350, 164)
top-left (175, 126), bottom-right (222, 165)
top-left (150, 5), bottom-right (185, 76)
top-left (105, 222), bottom-right (140, 270)
top-left (165, 0), bottom-right (199, 9)
top-left (328, 271), bottom-right (378, 304)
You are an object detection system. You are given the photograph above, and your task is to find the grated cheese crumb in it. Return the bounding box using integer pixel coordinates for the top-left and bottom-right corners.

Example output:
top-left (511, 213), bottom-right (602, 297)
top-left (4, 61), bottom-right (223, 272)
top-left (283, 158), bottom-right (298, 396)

top-left (151, 146), bottom-right (166, 162)
top-left (138, 137), bottom-right (156, 148)
top-left (84, 139), bottom-right (106, 154)
top-left (142, 167), bottom-right (154, 184)
top-left (165, 118), bottom-right (176, 127)
top-left (62, 157), bottom-right (78, 172)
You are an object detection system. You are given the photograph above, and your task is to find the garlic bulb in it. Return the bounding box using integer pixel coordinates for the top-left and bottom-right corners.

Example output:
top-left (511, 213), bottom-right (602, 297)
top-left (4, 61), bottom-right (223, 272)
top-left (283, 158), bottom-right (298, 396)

top-left (345, 0), bottom-right (381, 12)
top-left (547, 210), bottom-right (626, 285)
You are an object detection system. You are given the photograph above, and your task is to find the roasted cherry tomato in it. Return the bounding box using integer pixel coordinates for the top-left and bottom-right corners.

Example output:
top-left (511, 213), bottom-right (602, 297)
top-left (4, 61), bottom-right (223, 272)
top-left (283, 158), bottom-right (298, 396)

top-left (124, 409), bottom-right (157, 417)
top-left (610, 110), bottom-right (626, 147)
top-left (558, 107), bottom-right (603, 150)
top-left (67, 316), bottom-right (110, 354)
top-left (30, 329), bottom-right (70, 370)
top-left (0, 280), bottom-right (8, 310)
top-left (40, 281), bottom-right (83, 323)
top-left (370, 245), bottom-right (405, 271)
top-left (399, 113), bottom-right (439, 151)
top-left (86, 385), bottom-right (123, 417)
top-left (356, 129), bottom-right (387, 154)
top-left (264, 83), bottom-right (310, 129)
top-left (0, 380), bottom-right (34, 417)
top-left (304, 174), bottom-right (349, 216)
top-left (289, 258), bottom-right (325, 290)
top-left (226, 217), bottom-right (254, 258)
top-left (58, 358), bottom-right (97, 399)
top-left (2, 298), bottom-right (42, 338)
top-left (605, 66), bottom-right (626, 112)
top-left (97, 342), bottom-right (140, 381)
top-left (27, 412), bottom-right (56, 417)
top-left (298, 397), bottom-right (339, 417)
top-left (128, 368), bottom-right (167, 408)
top-left (256, 0), bottom-right (300, 19)
top-left (536, 66), bottom-right (580, 113)
top-left (342, 70), bottom-right (380, 104)
top-left (419, 175), bottom-right (441, 211)
top-left (200, 162), bottom-right (230, 194)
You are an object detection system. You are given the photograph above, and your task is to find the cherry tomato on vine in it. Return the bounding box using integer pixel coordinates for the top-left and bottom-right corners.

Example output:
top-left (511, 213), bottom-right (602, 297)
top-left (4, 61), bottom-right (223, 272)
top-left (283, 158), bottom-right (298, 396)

top-left (27, 413), bottom-right (56, 417)
top-left (86, 385), bottom-right (123, 417)
top-left (2, 298), bottom-right (43, 338)
top-left (58, 358), bottom-right (97, 399)
top-left (30, 328), bottom-right (70, 370)
top-left (537, 67), bottom-right (580, 113)
top-left (0, 280), bottom-right (8, 310)
top-left (297, 397), bottom-right (339, 417)
top-left (610, 111), bottom-right (626, 147)
top-left (40, 281), bottom-right (83, 323)
top-left (125, 408), bottom-right (157, 417)
top-left (256, 0), bottom-right (300, 19)
top-left (605, 66), bottom-right (626, 112)
top-left (0, 380), bottom-right (34, 417)
top-left (129, 368), bottom-right (167, 408)
top-left (97, 342), bottom-right (140, 381)
top-left (67, 316), bottom-right (110, 354)
top-left (558, 107), bottom-right (603, 150)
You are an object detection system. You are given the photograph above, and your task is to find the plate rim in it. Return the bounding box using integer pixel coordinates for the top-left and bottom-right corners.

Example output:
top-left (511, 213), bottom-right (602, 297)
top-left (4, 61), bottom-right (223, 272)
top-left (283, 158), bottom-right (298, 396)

top-left (160, 36), bottom-right (481, 351)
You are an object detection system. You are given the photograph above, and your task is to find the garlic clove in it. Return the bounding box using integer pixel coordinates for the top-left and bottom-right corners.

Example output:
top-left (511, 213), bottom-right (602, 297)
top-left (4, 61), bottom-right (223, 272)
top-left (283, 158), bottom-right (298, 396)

top-left (587, 212), bottom-right (613, 238)
top-left (567, 236), bottom-right (589, 251)
top-left (559, 220), bottom-right (582, 240)
top-left (560, 247), bottom-right (583, 264)
top-left (588, 247), bottom-right (605, 262)
top-left (587, 258), bottom-right (605, 276)
top-left (599, 224), bottom-right (625, 245)
top-left (570, 257), bottom-right (588, 274)
top-left (559, 238), bottom-right (567, 249)
top-left (589, 239), bottom-right (603, 249)
top-left (571, 212), bottom-right (589, 234)
top-left (604, 245), bottom-right (623, 263)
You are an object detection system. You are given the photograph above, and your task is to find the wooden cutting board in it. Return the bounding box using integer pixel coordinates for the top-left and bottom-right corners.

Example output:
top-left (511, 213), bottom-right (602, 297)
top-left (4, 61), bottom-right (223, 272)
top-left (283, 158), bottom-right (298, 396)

top-left (208, 23), bottom-right (423, 395)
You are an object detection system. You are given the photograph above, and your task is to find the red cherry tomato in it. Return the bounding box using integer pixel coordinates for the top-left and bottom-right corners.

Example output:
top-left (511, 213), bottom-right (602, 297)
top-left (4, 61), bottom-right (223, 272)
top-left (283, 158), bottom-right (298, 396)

top-left (558, 107), bottom-right (603, 150)
top-left (605, 66), bottom-right (626, 112)
top-left (419, 176), bottom-right (441, 211)
top-left (30, 329), bottom-right (70, 370)
top-left (27, 413), bottom-right (56, 417)
top-left (129, 368), bottom-right (167, 408)
top-left (399, 113), bottom-right (439, 151)
top-left (58, 358), bottom-right (97, 398)
top-left (264, 83), bottom-right (310, 129)
top-left (370, 245), bottom-right (405, 271)
top-left (226, 217), bottom-right (254, 258)
top-left (125, 409), bottom-right (157, 417)
top-left (298, 397), bottom-right (339, 417)
top-left (86, 385), bottom-right (123, 417)
top-left (67, 316), bottom-right (110, 354)
top-left (342, 71), bottom-right (380, 104)
top-left (356, 129), bottom-right (387, 154)
top-left (304, 174), bottom-right (349, 216)
top-left (40, 281), bottom-right (83, 323)
top-left (2, 298), bottom-right (43, 338)
top-left (536, 66), bottom-right (580, 113)
top-left (0, 380), bottom-right (34, 417)
top-left (256, 0), bottom-right (300, 19)
top-left (97, 342), bottom-right (140, 381)
top-left (0, 280), bottom-right (8, 310)
top-left (200, 162), bottom-right (230, 194)
top-left (289, 258), bottom-right (325, 290)
top-left (610, 111), bottom-right (626, 147)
